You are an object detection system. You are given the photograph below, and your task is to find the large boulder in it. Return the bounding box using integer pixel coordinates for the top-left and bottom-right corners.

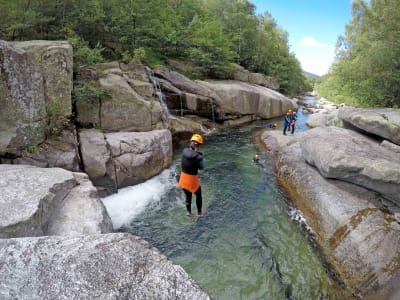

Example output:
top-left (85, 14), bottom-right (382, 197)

top-left (154, 65), bottom-right (218, 99)
top-left (261, 130), bottom-right (400, 299)
top-left (232, 64), bottom-right (280, 90)
top-left (0, 164), bottom-right (112, 238)
top-left (306, 110), bottom-right (341, 128)
top-left (300, 127), bottom-right (400, 204)
top-left (106, 130), bottom-right (173, 188)
top-left (79, 129), bottom-right (173, 192)
top-left (76, 62), bottom-right (166, 132)
top-left (0, 40), bottom-right (73, 156)
top-left (200, 80), bottom-right (297, 119)
top-left (152, 66), bottom-right (294, 124)
top-left (338, 106), bottom-right (400, 145)
top-left (0, 233), bottom-right (210, 300)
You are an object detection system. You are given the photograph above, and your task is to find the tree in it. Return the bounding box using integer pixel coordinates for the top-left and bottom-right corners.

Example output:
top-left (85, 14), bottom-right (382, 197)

top-left (316, 0), bottom-right (400, 108)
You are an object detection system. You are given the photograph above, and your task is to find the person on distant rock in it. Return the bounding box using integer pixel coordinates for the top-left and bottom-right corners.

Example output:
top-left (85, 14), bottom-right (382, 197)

top-left (266, 123), bottom-right (277, 129)
top-left (178, 134), bottom-right (205, 217)
top-left (287, 109), bottom-right (293, 131)
top-left (253, 152), bottom-right (260, 162)
top-left (290, 111), bottom-right (297, 134)
top-left (283, 112), bottom-right (291, 135)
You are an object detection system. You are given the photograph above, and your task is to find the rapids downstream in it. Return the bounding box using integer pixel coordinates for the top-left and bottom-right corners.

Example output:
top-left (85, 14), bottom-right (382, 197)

top-left (103, 97), bottom-right (350, 299)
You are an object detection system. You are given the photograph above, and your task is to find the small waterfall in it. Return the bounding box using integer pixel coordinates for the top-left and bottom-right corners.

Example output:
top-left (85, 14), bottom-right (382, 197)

top-left (146, 67), bottom-right (170, 117)
top-left (179, 93), bottom-right (183, 117)
top-left (211, 102), bottom-right (215, 123)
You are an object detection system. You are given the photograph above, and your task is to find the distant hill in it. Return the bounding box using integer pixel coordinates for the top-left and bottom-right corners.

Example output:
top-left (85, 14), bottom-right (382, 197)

top-left (304, 71), bottom-right (319, 78)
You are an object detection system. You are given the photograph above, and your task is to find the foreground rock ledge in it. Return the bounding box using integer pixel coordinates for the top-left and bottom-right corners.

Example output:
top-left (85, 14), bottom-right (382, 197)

top-left (0, 233), bottom-right (210, 300)
top-left (0, 164), bottom-right (112, 238)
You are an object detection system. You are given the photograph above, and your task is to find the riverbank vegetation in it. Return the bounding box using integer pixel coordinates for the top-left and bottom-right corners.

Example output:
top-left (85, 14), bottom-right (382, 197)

top-left (0, 0), bottom-right (311, 97)
top-left (315, 0), bottom-right (400, 108)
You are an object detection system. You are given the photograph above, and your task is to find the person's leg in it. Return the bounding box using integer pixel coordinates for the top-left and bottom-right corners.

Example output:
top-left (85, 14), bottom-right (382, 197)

top-left (195, 186), bottom-right (203, 215)
top-left (291, 123), bottom-right (295, 134)
top-left (183, 189), bottom-right (193, 215)
top-left (283, 124), bottom-right (287, 135)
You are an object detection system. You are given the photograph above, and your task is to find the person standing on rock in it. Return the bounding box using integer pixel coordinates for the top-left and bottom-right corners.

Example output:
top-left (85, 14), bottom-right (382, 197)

top-left (290, 111), bottom-right (297, 134)
top-left (283, 112), bottom-right (291, 135)
top-left (287, 109), bottom-right (293, 131)
top-left (178, 134), bottom-right (204, 217)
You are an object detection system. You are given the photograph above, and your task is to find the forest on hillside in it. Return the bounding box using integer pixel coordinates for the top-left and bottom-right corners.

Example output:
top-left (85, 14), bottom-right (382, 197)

top-left (315, 0), bottom-right (400, 108)
top-left (0, 0), bottom-right (313, 97)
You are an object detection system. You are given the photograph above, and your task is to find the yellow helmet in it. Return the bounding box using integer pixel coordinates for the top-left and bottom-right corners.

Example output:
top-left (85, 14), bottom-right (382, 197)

top-left (288, 109), bottom-right (292, 112)
top-left (190, 134), bottom-right (203, 144)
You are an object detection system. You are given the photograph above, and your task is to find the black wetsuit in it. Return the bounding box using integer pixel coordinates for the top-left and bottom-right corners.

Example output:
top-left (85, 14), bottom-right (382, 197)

top-left (180, 147), bottom-right (204, 214)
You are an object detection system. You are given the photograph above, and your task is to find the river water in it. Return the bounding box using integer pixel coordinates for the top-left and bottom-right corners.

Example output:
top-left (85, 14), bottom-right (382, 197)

top-left (102, 97), bottom-right (349, 299)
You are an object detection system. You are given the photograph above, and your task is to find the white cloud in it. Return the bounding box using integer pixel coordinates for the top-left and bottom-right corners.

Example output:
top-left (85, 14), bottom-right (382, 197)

top-left (295, 36), bottom-right (335, 75)
top-left (299, 37), bottom-right (334, 50)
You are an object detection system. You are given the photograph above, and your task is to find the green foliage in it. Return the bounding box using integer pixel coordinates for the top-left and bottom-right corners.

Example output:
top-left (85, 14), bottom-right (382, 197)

top-left (73, 81), bottom-right (111, 107)
top-left (0, 0), bottom-right (312, 96)
top-left (121, 47), bottom-right (147, 64)
top-left (22, 144), bottom-right (38, 157)
top-left (46, 101), bottom-right (69, 137)
top-left (66, 29), bottom-right (104, 68)
top-left (316, 0), bottom-right (400, 108)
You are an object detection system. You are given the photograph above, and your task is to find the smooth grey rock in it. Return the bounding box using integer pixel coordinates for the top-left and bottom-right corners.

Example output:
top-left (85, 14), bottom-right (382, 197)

top-left (381, 140), bottom-right (400, 154)
top-left (300, 127), bottom-right (400, 204)
top-left (105, 129), bottom-right (173, 188)
top-left (79, 129), bottom-right (173, 192)
top-left (232, 64), bottom-right (279, 90)
top-left (0, 164), bottom-right (75, 238)
top-left (306, 110), bottom-right (341, 128)
top-left (338, 106), bottom-right (400, 145)
top-left (0, 164), bottom-right (112, 238)
top-left (261, 130), bottom-right (400, 298)
top-left (200, 80), bottom-right (297, 119)
top-left (79, 129), bottom-right (112, 186)
top-left (46, 172), bottom-right (113, 236)
top-left (0, 233), bottom-right (210, 300)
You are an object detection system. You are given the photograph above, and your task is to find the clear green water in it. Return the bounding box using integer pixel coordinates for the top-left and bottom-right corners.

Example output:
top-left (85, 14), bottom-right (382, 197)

top-left (104, 115), bottom-right (350, 299)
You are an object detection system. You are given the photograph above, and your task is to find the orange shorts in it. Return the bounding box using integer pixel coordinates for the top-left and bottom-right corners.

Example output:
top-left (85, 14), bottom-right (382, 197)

top-left (178, 172), bottom-right (200, 193)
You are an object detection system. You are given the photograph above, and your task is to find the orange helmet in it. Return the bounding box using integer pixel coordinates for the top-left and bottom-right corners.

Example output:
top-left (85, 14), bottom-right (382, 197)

top-left (190, 134), bottom-right (203, 144)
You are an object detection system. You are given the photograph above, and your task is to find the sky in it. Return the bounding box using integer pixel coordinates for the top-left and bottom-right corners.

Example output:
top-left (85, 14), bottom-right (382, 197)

top-left (250, 1), bottom-right (353, 76)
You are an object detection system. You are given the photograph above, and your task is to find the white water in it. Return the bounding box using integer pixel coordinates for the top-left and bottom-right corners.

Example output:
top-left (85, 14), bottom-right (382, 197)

top-left (102, 167), bottom-right (179, 229)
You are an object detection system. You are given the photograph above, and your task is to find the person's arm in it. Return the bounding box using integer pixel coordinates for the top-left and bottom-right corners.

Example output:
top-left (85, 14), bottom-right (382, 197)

top-left (198, 156), bottom-right (204, 170)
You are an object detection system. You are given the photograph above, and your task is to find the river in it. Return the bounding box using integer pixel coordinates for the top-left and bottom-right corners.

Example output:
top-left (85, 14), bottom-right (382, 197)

top-left (102, 97), bottom-right (349, 299)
